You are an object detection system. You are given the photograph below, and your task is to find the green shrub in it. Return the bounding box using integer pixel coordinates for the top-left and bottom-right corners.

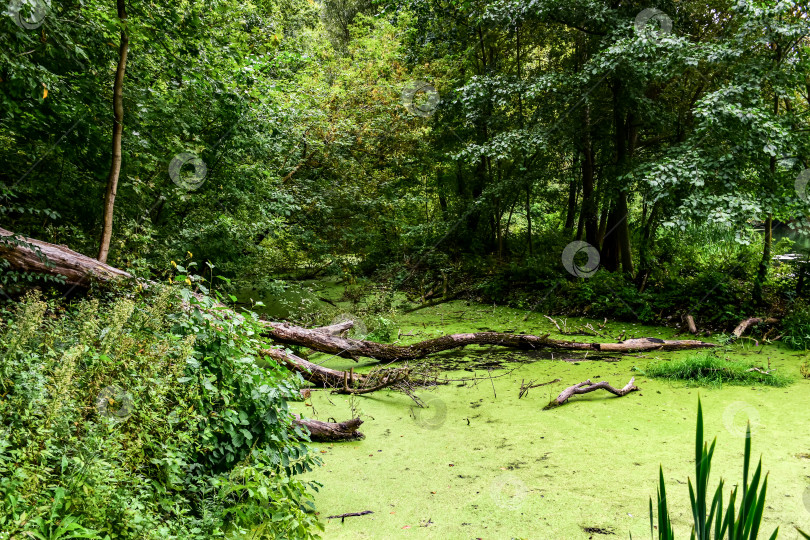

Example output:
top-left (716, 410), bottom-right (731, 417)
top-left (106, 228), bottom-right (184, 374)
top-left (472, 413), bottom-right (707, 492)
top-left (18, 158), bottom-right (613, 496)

top-left (0, 287), bottom-right (323, 539)
top-left (642, 353), bottom-right (791, 388)
top-left (781, 302), bottom-right (810, 350)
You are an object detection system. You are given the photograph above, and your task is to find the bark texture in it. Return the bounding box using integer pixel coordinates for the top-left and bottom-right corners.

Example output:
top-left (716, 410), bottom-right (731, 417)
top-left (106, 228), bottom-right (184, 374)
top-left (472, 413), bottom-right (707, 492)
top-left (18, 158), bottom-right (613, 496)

top-left (97, 0), bottom-right (129, 263)
top-left (294, 415), bottom-right (364, 441)
top-left (545, 377), bottom-right (638, 409)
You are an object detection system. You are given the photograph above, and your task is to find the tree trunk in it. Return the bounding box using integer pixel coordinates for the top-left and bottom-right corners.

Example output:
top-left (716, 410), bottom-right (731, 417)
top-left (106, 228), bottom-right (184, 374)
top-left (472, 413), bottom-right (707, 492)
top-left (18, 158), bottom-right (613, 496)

top-left (97, 0), bottom-right (129, 264)
top-left (294, 415), bottom-right (364, 442)
top-left (564, 174), bottom-right (578, 231)
top-left (581, 108), bottom-right (598, 247)
top-left (526, 185), bottom-right (533, 255)
top-left (753, 214), bottom-right (772, 305)
top-left (0, 227), bottom-right (719, 364)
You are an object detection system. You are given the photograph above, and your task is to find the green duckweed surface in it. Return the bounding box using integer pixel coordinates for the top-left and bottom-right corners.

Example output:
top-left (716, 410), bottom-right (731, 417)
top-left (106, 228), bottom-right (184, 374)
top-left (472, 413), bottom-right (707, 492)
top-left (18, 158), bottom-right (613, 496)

top-left (275, 285), bottom-right (810, 539)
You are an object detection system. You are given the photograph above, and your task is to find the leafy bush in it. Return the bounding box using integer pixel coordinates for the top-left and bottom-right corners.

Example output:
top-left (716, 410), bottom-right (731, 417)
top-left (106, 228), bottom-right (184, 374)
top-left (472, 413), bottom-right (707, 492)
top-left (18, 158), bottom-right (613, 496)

top-left (0, 287), bottom-right (323, 539)
top-left (642, 353), bottom-right (791, 388)
top-left (781, 302), bottom-right (810, 350)
top-left (646, 399), bottom-right (778, 539)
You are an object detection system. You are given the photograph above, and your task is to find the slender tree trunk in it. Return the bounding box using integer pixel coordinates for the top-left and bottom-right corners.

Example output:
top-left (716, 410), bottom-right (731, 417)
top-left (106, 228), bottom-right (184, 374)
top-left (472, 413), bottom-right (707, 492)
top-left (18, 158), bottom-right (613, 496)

top-left (564, 173), bottom-right (578, 231)
top-left (607, 82), bottom-right (634, 275)
top-left (581, 108), bottom-right (598, 247)
top-left (97, 0), bottom-right (129, 263)
top-left (597, 203), bottom-right (608, 248)
top-left (617, 192), bottom-right (634, 275)
top-left (753, 93), bottom-right (780, 305)
top-left (526, 185), bottom-right (533, 255)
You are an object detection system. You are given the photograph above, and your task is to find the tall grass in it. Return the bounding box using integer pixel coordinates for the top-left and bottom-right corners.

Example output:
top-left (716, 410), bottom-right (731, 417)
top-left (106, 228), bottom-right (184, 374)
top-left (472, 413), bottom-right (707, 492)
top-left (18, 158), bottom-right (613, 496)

top-left (645, 399), bottom-right (778, 539)
top-left (643, 353), bottom-right (791, 388)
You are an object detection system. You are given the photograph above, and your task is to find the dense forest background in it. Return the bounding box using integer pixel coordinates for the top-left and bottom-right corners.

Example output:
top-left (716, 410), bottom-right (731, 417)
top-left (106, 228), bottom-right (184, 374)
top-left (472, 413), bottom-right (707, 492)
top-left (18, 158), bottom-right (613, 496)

top-left (2, 0), bottom-right (810, 327)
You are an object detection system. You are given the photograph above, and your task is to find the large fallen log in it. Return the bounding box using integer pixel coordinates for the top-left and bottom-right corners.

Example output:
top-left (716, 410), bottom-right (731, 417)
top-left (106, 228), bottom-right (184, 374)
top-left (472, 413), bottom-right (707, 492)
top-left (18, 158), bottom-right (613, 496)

top-left (0, 227), bottom-right (719, 369)
top-left (264, 322), bottom-right (717, 361)
top-left (0, 227), bottom-right (131, 286)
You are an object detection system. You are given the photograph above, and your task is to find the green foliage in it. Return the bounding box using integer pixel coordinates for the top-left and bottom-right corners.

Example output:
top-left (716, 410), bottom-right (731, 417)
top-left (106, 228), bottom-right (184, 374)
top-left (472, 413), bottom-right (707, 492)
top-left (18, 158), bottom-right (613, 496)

top-left (0, 288), bottom-right (323, 539)
top-left (642, 353), bottom-right (790, 388)
top-left (647, 399), bottom-right (778, 539)
top-left (781, 302), bottom-right (810, 351)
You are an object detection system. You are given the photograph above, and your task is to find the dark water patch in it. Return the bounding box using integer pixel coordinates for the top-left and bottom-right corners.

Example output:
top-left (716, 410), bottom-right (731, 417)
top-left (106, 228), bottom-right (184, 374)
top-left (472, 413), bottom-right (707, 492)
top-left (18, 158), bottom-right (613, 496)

top-left (421, 347), bottom-right (623, 371)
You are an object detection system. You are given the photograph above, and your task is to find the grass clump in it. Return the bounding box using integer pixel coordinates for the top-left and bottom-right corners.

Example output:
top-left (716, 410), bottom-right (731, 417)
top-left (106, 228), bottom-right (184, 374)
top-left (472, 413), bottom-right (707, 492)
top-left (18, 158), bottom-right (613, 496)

top-left (647, 399), bottom-right (779, 539)
top-left (643, 352), bottom-right (791, 388)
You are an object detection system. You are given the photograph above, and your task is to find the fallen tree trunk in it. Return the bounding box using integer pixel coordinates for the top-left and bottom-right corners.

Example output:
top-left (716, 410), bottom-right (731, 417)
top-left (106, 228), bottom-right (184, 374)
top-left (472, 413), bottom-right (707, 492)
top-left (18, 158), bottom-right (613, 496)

top-left (544, 377), bottom-right (639, 409)
top-left (0, 227), bottom-right (131, 286)
top-left (732, 317), bottom-right (780, 339)
top-left (294, 414), bottom-right (364, 441)
top-left (261, 347), bottom-right (364, 388)
top-left (0, 227), bottom-right (719, 367)
top-left (264, 322), bottom-right (717, 361)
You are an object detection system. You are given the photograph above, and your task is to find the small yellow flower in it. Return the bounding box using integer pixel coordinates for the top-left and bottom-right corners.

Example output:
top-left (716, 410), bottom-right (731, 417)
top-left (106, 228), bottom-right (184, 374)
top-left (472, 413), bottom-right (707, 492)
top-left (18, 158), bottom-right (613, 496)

top-left (187, 251), bottom-right (193, 259)
top-left (171, 260), bottom-right (177, 268)
top-left (185, 278), bottom-right (191, 286)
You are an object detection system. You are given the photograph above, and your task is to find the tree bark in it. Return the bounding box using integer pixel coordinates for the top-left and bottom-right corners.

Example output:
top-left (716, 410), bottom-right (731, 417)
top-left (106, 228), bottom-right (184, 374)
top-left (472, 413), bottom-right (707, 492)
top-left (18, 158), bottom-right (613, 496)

top-left (544, 377), bottom-right (638, 409)
top-left (264, 322), bottom-right (715, 361)
top-left (0, 227), bottom-right (131, 287)
top-left (294, 414), bottom-right (364, 442)
top-left (0, 227), bottom-right (719, 366)
top-left (732, 317), bottom-right (779, 339)
top-left (97, 0), bottom-right (129, 263)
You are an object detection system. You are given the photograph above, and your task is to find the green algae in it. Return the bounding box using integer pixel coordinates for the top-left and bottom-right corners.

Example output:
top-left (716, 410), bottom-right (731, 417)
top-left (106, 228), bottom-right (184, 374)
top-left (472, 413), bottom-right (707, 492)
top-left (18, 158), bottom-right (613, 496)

top-left (255, 284), bottom-right (810, 538)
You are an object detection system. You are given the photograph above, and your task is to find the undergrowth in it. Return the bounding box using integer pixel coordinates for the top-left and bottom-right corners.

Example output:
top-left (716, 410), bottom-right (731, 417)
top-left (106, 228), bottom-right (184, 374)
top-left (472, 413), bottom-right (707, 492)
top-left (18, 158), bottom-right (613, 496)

top-left (0, 285), bottom-right (323, 539)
